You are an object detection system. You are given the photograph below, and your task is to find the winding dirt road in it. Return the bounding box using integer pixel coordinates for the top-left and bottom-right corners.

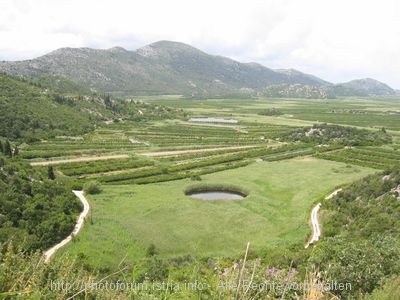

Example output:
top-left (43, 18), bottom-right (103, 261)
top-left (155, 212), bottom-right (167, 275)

top-left (305, 203), bottom-right (321, 248)
top-left (304, 188), bottom-right (343, 248)
top-left (43, 190), bottom-right (90, 262)
top-left (325, 188), bottom-right (343, 200)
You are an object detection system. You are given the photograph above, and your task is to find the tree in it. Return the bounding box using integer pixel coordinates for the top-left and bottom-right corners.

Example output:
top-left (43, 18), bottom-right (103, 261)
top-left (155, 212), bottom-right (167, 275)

top-left (4, 140), bottom-right (12, 157)
top-left (0, 140), bottom-right (3, 153)
top-left (47, 166), bottom-right (56, 180)
top-left (104, 94), bottom-right (112, 108)
top-left (13, 147), bottom-right (19, 157)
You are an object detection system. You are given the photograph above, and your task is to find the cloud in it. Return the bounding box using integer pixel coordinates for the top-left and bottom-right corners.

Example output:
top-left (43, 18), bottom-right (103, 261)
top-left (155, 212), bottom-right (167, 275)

top-left (0, 0), bottom-right (399, 88)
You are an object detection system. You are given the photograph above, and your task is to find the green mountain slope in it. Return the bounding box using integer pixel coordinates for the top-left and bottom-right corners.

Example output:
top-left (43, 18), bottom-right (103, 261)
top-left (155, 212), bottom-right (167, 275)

top-left (0, 74), bottom-right (103, 140)
top-left (0, 74), bottom-right (186, 141)
top-left (27, 75), bottom-right (92, 94)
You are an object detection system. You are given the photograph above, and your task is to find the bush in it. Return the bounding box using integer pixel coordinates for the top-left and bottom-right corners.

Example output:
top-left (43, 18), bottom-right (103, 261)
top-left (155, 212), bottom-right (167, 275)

top-left (83, 181), bottom-right (102, 194)
top-left (146, 243), bottom-right (157, 257)
top-left (190, 175), bottom-right (202, 181)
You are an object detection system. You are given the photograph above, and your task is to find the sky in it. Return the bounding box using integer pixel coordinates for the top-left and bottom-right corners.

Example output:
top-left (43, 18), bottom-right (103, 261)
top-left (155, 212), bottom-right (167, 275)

top-left (1, 0), bottom-right (399, 88)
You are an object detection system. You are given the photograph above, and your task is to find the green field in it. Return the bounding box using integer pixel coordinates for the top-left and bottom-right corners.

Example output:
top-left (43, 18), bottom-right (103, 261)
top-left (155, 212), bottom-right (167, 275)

top-left (60, 157), bottom-right (374, 268)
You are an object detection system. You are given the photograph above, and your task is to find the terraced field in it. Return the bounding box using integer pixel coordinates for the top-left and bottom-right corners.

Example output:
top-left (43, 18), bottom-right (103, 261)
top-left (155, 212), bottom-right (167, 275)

top-left (316, 146), bottom-right (400, 169)
top-left (23, 97), bottom-right (400, 191)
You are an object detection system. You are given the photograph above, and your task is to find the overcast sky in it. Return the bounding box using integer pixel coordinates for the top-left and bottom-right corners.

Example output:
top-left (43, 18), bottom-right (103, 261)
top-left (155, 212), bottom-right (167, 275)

top-left (1, 0), bottom-right (399, 88)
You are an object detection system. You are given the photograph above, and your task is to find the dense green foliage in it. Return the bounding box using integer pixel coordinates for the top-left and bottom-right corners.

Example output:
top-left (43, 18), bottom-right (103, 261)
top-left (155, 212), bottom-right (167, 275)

top-left (0, 157), bottom-right (82, 251)
top-left (83, 180), bottom-right (102, 194)
top-left (284, 123), bottom-right (391, 146)
top-left (322, 168), bottom-right (400, 239)
top-left (310, 168), bottom-right (400, 297)
top-left (0, 74), bottom-right (186, 142)
top-left (0, 74), bottom-right (96, 141)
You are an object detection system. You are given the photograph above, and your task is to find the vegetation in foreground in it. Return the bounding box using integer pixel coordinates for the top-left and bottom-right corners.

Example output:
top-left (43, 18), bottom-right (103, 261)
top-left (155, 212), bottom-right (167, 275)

top-left (1, 167), bottom-right (399, 299)
top-left (0, 154), bottom-right (81, 252)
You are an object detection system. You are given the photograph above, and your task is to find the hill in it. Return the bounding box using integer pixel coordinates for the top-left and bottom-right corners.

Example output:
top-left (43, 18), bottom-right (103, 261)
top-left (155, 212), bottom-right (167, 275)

top-left (333, 78), bottom-right (396, 96)
top-left (0, 74), bottom-right (109, 140)
top-left (0, 74), bottom-right (186, 141)
top-left (0, 41), bottom-right (395, 97)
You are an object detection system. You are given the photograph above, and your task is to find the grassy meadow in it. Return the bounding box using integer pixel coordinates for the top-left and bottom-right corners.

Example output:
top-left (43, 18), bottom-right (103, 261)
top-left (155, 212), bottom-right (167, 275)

top-left (60, 157), bottom-right (374, 269)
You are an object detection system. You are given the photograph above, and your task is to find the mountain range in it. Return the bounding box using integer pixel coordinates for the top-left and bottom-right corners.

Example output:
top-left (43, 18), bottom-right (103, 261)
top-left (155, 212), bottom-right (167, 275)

top-left (0, 41), bottom-right (395, 98)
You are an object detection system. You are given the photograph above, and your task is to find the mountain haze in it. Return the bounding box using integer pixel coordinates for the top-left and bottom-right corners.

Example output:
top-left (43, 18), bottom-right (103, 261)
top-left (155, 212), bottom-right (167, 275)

top-left (0, 41), bottom-right (395, 97)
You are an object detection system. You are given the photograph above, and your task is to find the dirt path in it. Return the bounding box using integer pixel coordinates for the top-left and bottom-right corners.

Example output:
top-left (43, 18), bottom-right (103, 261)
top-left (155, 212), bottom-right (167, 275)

top-left (305, 203), bottom-right (322, 248)
top-left (325, 188), bottom-right (343, 200)
top-left (304, 188), bottom-right (343, 248)
top-left (43, 190), bottom-right (90, 263)
top-left (30, 154), bottom-right (129, 166)
top-left (139, 145), bottom-right (257, 157)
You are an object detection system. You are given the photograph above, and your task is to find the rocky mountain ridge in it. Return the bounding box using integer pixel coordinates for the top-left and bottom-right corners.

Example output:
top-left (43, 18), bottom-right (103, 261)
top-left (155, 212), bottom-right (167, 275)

top-left (0, 41), bottom-right (395, 98)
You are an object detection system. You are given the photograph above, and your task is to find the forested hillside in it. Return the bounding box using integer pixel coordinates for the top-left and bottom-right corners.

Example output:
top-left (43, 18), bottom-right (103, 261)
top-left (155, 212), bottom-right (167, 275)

top-left (311, 168), bottom-right (400, 297)
top-left (0, 153), bottom-right (82, 251)
top-left (0, 74), bottom-right (97, 140)
top-left (0, 74), bottom-right (186, 141)
top-left (283, 124), bottom-right (391, 146)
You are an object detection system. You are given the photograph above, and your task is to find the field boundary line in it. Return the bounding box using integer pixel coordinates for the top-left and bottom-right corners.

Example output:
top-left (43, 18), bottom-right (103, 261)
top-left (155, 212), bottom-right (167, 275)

top-left (139, 145), bottom-right (257, 157)
top-left (30, 154), bottom-right (130, 166)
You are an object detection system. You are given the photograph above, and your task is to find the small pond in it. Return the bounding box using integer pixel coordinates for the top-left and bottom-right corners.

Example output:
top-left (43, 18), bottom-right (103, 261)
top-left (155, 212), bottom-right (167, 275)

top-left (189, 117), bottom-right (238, 124)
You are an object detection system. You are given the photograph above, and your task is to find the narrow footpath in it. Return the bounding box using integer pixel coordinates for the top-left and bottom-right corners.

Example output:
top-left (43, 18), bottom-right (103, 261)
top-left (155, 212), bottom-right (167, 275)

top-left (43, 190), bottom-right (90, 262)
top-left (305, 203), bottom-right (321, 248)
top-left (304, 188), bottom-right (343, 248)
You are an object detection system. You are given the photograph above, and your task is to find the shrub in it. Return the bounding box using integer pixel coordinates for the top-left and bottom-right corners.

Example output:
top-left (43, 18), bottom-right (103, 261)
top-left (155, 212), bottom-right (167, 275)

top-left (146, 243), bottom-right (157, 257)
top-left (47, 165), bottom-right (56, 180)
top-left (83, 180), bottom-right (102, 194)
top-left (190, 175), bottom-right (202, 181)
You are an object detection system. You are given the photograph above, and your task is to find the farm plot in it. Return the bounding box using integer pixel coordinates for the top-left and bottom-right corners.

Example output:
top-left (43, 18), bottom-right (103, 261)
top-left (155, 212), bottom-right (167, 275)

top-left (315, 146), bottom-right (400, 169)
